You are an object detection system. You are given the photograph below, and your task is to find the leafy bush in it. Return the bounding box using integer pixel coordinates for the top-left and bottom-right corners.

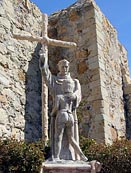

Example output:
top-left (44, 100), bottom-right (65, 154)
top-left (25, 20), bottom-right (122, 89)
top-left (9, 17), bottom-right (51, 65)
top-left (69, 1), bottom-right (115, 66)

top-left (81, 138), bottom-right (131, 173)
top-left (1, 137), bottom-right (131, 173)
top-left (80, 136), bottom-right (96, 152)
top-left (0, 138), bottom-right (44, 173)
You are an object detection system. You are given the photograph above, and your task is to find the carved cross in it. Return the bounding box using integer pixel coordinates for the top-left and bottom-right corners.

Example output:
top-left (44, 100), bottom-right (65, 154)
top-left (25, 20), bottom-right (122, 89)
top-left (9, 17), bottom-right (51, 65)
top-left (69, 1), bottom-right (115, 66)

top-left (13, 13), bottom-right (76, 145)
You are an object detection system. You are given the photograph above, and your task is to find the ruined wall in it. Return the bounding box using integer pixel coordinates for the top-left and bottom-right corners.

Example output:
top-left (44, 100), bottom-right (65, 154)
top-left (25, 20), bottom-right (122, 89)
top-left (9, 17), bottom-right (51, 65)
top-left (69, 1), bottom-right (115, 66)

top-left (48, 0), bottom-right (131, 144)
top-left (48, 0), bottom-right (104, 143)
top-left (1, 0), bottom-right (131, 144)
top-left (119, 40), bottom-right (131, 140)
top-left (93, 4), bottom-right (128, 143)
top-left (0, 0), bottom-right (42, 141)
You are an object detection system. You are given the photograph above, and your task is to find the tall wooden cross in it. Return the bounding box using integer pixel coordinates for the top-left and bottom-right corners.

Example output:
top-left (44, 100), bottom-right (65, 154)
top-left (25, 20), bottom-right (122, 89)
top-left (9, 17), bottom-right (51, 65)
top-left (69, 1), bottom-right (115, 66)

top-left (13, 13), bottom-right (76, 145)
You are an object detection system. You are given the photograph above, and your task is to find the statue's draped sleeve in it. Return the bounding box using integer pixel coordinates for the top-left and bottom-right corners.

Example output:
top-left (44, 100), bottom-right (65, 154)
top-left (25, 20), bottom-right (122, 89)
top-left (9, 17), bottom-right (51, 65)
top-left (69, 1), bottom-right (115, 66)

top-left (72, 79), bottom-right (81, 151)
top-left (39, 53), bottom-right (56, 95)
top-left (73, 79), bottom-right (82, 109)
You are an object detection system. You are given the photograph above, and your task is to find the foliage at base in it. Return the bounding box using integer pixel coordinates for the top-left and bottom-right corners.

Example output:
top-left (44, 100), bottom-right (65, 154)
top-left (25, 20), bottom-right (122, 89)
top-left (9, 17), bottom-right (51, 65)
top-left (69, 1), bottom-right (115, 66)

top-left (1, 137), bottom-right (131, 173)
top-left (0, 138), bottom-right (44, 173)
top-left (80, 137), bottom-right (131, 173)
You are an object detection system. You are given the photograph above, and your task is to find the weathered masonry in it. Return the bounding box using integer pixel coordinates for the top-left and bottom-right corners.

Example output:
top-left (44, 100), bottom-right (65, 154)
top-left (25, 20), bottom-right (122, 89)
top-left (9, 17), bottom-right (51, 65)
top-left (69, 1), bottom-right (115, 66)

top-left (0, 0), bottom-right (131, 144)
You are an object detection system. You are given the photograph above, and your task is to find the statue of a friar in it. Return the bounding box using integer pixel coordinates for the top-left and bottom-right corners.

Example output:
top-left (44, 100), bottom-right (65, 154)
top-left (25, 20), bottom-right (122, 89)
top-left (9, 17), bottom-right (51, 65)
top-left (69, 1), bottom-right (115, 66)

top-left (39, 49), bottom-right (87, 162)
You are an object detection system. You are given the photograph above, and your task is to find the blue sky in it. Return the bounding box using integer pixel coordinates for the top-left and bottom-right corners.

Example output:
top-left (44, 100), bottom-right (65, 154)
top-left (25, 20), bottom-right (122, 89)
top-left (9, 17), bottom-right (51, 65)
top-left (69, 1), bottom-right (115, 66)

top-left (30, 0), bottom-right (131, 73)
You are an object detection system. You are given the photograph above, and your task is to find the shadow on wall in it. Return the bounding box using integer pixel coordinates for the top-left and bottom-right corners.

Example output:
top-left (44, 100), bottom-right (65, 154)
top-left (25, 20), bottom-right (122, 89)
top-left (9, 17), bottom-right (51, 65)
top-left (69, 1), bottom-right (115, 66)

top-left (24, 43), bottom-right (42, 142)
top-left (124, 97), bottom-right (131, 140)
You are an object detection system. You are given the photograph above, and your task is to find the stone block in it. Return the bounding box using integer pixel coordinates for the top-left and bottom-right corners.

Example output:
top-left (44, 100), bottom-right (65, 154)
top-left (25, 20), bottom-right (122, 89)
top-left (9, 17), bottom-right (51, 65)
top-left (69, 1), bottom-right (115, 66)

top-left (89, 60), bottom-right (99, 70)
top-left (3, 0), bottom-right (14, 17)
top-left (0, 5), bottom-right (5, 16)
top-left (41, 160), bottom-right (101, 173)
top-left (91, 87), bottom-right (101, 95)
top-left (0, 17), bottom-right (10, 29)
top-left (89, 68), bottom-right (100, 76)
top-left (92, 100), bottom-right (104, 109)
top-left (92, 73), bottom-right (100, 81)
top-left (84, 8), bottom-right (94, 21)
top-left (88, 44), bottom-right (97, 55)
top-left (98, 60), bottom-right (105, 71)
top-left (87, 56), bottom-right (98, 64)
top-left (77, 60), bottom-right (88, 74)
top-left (7, 46), bottom-right (15, 52)
top-left (76, 49), bottom-right (91, 59)
top-left (18, 69), bottom-right (25, 81)
top-left (0, 27), bottom-right (6, 40)
top-left (0, 43), bottom-right (7, 55)
top-left (11, 128), bottom-right (24, 140)
top-left (124, 84), bottom-right (131, 94)
top-left (89, 130), bottom-right (105, 143)
top-left (2, 88), bottom-right (15, 99)
top-left (69, 9), bottom-right (81, 22)
top-left (123, 76), bottom-right (131, 85)
top-left (32, 3), bottom-right (42, 18)
top-left (88, 94), bottom-right (103, 102)
top-left (96, 31), bottom-right (105, 45)
top-left (89, 80), bottom-right (100, 88)
top-left (0, 95), bottom-right (7, 104)
top-left (0, 73), bottom-right (10, 86)
top-left (0, 109), bottom-right (8, 124)
top-left (101, 87), bottom-right (109, 99)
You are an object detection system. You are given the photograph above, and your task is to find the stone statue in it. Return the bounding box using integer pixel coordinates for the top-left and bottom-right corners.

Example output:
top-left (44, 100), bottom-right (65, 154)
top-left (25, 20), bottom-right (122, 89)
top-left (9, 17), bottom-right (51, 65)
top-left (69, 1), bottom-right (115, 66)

top-left (39, 49), bottom-right (87, 161)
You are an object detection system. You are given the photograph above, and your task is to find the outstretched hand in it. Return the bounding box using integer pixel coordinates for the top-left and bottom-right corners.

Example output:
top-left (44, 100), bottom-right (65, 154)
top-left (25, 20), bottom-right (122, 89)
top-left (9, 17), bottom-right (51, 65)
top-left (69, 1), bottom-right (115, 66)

top-left (39, 49), bottom-right (44, 57)
top-left (66, 93), bottom-right (76, 101)
top-left (39, 48), bottom-right (48, 65)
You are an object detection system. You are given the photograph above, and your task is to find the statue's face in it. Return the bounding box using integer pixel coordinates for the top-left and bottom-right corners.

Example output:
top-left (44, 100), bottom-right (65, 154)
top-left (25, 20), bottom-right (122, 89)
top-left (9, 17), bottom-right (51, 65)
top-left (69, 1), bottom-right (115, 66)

top-left (58, 62), bottom-right (69, 76)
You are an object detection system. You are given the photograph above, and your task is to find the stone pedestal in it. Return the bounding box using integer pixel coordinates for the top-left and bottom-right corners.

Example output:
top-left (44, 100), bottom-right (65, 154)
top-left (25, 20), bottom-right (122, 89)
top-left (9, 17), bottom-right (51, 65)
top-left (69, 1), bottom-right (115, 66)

top-left (40, 160), bottom-right (101, 173)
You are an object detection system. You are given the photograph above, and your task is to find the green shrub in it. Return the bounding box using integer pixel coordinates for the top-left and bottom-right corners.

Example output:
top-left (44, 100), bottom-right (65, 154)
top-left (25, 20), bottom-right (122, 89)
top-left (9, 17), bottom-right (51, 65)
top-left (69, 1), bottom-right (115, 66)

top-left (0, 138), bottom-right (44, 173)
top-left (80, 136), bottom-right (96, 153)
top-left (1, 137), bottom-right (131, 173)
top-left (81, 138), bottom-right (131, 173)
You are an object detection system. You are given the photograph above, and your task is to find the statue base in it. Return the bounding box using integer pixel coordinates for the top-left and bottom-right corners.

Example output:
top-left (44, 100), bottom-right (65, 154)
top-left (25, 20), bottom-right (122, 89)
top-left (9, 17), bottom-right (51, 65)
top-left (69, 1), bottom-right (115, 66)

top-left (40, 160), bottom-right (101, 173)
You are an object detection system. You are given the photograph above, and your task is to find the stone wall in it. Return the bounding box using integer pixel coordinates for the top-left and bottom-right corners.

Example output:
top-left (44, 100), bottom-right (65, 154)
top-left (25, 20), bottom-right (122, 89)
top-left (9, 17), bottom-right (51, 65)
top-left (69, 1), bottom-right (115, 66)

top-left (48, 0), bottom-right (100, 141)
top-left (0, 0), bottom-right (42, 141)
top-left (93, 4), bottom-right (127, 143)
top-left (120, 44), bottom-right (131, 140)
top-left (48, 0), bottom-right (131, 144)
top-left (0, 0), bottom-right (131, 144)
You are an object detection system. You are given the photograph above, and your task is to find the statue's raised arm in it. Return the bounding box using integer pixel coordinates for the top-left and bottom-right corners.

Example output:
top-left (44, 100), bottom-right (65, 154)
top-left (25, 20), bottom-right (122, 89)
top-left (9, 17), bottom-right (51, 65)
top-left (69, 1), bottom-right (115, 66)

top-left (39, 49), bottom-right (56, 94)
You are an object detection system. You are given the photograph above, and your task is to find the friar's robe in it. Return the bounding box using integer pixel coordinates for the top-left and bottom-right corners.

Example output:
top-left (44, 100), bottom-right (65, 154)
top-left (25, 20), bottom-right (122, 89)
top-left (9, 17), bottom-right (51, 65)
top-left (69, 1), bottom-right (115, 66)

top-left (40, 59), bottom-right (81, 160)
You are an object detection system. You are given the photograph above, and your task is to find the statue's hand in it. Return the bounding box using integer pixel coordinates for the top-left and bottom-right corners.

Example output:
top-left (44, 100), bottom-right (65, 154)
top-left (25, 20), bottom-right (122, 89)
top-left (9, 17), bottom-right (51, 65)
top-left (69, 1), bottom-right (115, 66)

top-left (39, 49), bottom-right (45, 57)
top-left (39, 48), bottom-right (48, 65)
top-left (67, 93), bottom-right (76, 100)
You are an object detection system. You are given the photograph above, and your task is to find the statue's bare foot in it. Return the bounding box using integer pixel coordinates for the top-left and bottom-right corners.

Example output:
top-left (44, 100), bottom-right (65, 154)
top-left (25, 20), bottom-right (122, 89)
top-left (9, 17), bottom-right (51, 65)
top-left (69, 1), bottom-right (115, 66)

top-left (80, 154), bottom-right (88, 162)
top-left (54, 157), bottom-right (61, 162)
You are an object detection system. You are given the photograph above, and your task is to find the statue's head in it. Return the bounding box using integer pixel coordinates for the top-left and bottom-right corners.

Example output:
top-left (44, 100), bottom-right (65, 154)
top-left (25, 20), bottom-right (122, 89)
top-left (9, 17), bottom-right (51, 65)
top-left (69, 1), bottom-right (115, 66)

top-left (57, 59), bottom-right (69, 76)
top-left (62, 79), bottom-right (74, 94)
